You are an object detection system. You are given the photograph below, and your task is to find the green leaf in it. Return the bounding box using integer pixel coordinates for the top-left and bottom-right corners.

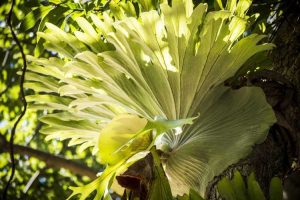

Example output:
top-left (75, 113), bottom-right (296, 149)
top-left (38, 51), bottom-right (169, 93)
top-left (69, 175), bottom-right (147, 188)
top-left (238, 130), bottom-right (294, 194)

top-left (137, 0), bottom-right (159, 11)
top-left (189, 189), bottom-right (205, 200)
top-left (236, 0), bottom-right (252, 17)
top-left (177, 194), bottom-right (190, 200)
top-left (226, 0), bottom-right (237, 12)
top-left (69, 151), bottom-right (149, 200)
top-left (247, 173), bottom-right (265, 200)
top-left (218, 177), bottom-right (236, 200)
top-left (109, 1), bottom-right (126, 19)
top-left (216, 0), bottom-right (224, 9)
top-left (217, 171), bottom-right (247, 200)
top-left (231, 171), bottom-right (247, 200)
top-left (75, 17), bottom-right (108, 52)
top-left (26, 94), bottom-right (72, 110)
top-left (148, 148), bottom-right (173, 200)
top-left (119, 1), bottom-right (137, 17)
top-left (147, 116), bottom-right (195, 138)
top-left (98, 114), bottom-right (194, 165)
top-left (98, 114), bottom-right (150, 165)
top-left (68, 165), bottom-right (116, 200)
top-left (162, 86), bottom-right (276, 196)
top-left (269, 177), bottom-right (283, 200)
top-left (35, 5), bottom-right (71, 56)
top-left (20, 6), bottom-right (53, 31)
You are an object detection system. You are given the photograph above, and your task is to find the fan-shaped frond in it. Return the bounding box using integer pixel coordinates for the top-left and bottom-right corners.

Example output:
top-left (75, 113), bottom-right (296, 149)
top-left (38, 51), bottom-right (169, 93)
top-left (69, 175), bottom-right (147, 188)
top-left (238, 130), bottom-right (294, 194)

top-left (26, 0), bottom-right (276, 198)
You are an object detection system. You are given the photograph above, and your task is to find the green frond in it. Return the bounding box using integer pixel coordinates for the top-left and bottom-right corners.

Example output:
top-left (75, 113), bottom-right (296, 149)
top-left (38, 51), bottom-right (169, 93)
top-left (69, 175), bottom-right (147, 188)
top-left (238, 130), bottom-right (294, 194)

top-left (160, 86), bottom-right (275, 196)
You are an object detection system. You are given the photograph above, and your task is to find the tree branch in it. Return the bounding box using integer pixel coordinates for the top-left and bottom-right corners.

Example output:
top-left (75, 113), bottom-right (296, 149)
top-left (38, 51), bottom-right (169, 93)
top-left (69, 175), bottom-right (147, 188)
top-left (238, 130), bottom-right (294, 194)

top-left (0, 135), bottom-right (98, 180)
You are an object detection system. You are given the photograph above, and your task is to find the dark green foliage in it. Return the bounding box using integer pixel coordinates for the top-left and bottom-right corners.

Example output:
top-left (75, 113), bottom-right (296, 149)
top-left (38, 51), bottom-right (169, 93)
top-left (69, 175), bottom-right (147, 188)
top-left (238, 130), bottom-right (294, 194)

top-left (217, 171), bottom-right (283, 200)
top-left (177, 189), bottom-right (205, 200)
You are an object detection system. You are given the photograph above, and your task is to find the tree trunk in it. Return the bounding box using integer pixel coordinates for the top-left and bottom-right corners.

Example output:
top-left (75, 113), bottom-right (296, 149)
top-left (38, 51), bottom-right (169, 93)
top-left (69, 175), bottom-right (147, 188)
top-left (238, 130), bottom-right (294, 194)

top-left (206, 0), bottom-right (300, 199)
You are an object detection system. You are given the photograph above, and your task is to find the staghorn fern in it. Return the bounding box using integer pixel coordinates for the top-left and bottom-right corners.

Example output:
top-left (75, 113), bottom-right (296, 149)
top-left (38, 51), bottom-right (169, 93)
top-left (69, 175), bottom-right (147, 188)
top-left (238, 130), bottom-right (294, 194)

top-left (25, 0), bottom-right (276, 199)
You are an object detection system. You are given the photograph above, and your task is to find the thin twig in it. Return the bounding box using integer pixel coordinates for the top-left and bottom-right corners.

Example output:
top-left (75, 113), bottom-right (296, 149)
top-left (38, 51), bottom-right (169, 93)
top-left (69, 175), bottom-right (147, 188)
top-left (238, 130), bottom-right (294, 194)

top-left (2, 0), bottom-right (28, 198)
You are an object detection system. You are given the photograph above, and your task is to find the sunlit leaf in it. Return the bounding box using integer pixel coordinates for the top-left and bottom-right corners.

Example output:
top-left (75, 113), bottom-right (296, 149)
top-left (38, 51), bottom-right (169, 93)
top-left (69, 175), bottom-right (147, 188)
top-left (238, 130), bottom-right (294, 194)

top-left (98, 114), bottom-right (149, 165)
top-left (20, 6), bottom-right (53, 31)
